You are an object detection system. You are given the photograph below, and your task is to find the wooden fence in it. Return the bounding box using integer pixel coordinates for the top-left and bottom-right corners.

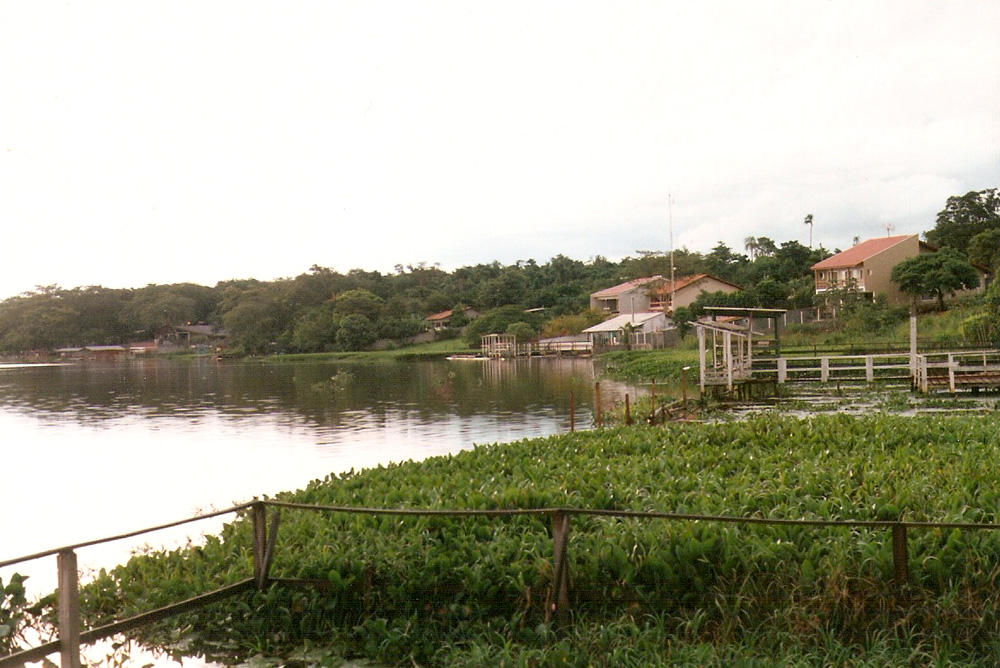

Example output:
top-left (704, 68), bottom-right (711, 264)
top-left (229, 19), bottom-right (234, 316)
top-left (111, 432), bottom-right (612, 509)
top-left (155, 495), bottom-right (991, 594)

top-left (7, 497), bottom-right (1000, 667)
top-left (752, 352), bottom-right (913, 384)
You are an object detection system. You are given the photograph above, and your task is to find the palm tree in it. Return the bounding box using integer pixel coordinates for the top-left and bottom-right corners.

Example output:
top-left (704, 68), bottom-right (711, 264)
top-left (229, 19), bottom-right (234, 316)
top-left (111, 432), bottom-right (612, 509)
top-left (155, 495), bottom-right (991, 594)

top-left (804, 214), bottom-right (814, 248)
top-left (744, 236), bottom-right (758, 261)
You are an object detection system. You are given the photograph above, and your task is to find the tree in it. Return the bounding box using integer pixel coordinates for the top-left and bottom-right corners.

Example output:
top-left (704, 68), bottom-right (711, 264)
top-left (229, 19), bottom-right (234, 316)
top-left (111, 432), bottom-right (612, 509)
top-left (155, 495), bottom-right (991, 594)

top-left (335, 313), bottom-right (377, 351)
top-left (925, 188), bottom-right (1000, 253)
top-left (331, 289), bottom-right (384, 321)
top-left (705, 242), bottom-right (744, 281)
top-left (743, 237), bottom-right (758, 261)
top-left (505, 321), bottom-right (537, 343)
top-left (890, 247), bottom-right (981, 310)
top-left (967, 228), bottom-right (1000, 272)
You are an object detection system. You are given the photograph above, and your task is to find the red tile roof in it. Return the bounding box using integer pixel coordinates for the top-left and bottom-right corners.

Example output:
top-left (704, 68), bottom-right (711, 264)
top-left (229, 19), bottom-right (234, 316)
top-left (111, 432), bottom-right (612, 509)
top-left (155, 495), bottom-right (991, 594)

top-left (591, 276), bottom-right (665, 298)
top-left (592, 273), bottom-right (739, 298)
top-left (810, 235), bottom-right (915, 270)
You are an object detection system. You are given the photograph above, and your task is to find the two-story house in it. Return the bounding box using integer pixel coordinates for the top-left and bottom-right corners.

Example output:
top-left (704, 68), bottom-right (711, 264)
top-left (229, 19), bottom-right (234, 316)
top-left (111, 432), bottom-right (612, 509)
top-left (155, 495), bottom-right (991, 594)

top-left (589, 274), bottom-right (740, 315)
top-left (810, 234), bottom-right (988, 306)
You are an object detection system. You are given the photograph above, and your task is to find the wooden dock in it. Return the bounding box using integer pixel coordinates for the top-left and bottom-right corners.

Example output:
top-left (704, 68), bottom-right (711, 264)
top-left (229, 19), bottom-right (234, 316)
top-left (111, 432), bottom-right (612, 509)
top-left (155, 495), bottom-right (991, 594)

top-left (914, 351), bottom-right (1000, 393)
top-left (699, 342), bottom-right (1000, 395)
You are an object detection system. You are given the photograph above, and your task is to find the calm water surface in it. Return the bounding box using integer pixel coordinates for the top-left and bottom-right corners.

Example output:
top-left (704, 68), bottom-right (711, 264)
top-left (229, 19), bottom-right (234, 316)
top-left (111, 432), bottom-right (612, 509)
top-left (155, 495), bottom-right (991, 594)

top-left (2, 357), bottom-right (637, 599)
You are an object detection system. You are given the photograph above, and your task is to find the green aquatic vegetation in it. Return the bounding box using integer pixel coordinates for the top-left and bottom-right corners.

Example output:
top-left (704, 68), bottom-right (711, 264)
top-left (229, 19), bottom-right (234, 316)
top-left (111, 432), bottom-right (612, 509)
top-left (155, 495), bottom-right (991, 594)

top-left (600, 348), bottom-right (699, 382)
top-left (72, 414), bottom-right (1000, 665)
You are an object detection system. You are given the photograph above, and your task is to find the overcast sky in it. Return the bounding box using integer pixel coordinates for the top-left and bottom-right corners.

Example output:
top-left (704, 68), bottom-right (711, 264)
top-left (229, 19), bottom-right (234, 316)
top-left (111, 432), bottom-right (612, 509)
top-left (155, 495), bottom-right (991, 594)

top-left (2, 1), bottom-right (998, 298)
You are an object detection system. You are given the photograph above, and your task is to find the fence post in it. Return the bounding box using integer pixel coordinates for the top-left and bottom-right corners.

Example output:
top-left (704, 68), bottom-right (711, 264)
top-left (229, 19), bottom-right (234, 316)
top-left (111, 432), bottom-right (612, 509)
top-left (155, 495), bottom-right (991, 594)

top-left (625, 394), bottom-right (632, 425)
top-left (594, 382), bottom-right (603, 428)
top-left (57, 550), bottom-right (82, 668)
top-left (892, 524), bottom-right (908, 588)
top-left (777, 358), bottom-right (787, 384)
top-left (948, 353), bottom-right (956, 393)
top-left (865, 356), bottom-right (874, 382)
top-left (548, 511), bottom-right (571, 625)
top-left (252, 501), bottom-right (267, 588)
top-left (821, 357), bottom-right (830, 382)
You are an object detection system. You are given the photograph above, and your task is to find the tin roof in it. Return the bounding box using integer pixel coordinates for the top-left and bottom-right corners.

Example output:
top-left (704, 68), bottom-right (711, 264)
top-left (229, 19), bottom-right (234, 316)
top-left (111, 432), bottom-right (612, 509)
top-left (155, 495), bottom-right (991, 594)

top-left (583, 312), bottom-right (667, 333)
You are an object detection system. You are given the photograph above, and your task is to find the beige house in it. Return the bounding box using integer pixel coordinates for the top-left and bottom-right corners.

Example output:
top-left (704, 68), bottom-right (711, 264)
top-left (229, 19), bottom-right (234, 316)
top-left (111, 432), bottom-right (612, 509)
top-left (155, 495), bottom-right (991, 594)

top-left (810, 234), bottom-right (988, 306)
top-left (589, 274), bottom-right (740, 314)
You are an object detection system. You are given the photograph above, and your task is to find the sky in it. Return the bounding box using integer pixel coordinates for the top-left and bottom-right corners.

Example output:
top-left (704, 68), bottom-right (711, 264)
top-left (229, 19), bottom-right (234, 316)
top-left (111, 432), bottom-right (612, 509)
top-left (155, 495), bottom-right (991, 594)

top-left (1, 0), bottom-right (998, 298)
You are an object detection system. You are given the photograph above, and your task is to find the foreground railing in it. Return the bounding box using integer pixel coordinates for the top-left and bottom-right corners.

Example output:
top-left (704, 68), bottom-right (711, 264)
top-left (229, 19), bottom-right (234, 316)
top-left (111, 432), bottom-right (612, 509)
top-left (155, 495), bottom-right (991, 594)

top-left (6, 498), bottom-right (1000, 667)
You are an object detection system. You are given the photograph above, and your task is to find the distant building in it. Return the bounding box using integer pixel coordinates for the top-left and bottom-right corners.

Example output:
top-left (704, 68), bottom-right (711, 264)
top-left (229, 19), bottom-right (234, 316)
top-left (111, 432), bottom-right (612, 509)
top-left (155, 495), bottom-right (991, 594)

top-left (589, 274), bottom-right (740, 315)
top-left (810, 234), bottom-right (989, 306)
top-left (423, 308), bottom-right (480, 331)
top-left (54, 345), bottom-right (128, 361)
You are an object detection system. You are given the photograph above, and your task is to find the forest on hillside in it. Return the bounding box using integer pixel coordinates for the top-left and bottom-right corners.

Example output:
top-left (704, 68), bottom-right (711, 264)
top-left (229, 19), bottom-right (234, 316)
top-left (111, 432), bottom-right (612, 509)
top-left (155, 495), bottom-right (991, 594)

top-left (1, 189), bottom-right (996, 356)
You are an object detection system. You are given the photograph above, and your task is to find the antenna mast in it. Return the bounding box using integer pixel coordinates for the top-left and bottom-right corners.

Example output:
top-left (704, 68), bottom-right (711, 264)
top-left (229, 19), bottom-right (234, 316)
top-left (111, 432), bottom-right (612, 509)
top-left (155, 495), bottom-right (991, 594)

top-left (669, 193), bottom-right (675, 313)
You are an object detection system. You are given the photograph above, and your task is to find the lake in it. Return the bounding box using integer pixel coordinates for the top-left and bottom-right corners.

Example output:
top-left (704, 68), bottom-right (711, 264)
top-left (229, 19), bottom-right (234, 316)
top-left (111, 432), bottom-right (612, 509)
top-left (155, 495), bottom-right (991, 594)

top-left (1, 357), bottom-right (640, 603)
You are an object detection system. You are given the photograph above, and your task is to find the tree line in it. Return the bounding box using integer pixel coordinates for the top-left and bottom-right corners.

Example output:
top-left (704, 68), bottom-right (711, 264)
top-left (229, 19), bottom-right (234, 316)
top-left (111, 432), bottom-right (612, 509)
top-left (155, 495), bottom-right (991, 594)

top-left (1, 188), bottom-right (995, 355)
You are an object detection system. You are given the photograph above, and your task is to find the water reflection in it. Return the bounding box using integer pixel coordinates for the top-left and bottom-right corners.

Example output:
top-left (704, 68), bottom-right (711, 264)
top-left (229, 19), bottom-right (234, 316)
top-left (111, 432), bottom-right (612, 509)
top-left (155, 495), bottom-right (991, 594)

top-left (1, 357), bottom-right (639, 600)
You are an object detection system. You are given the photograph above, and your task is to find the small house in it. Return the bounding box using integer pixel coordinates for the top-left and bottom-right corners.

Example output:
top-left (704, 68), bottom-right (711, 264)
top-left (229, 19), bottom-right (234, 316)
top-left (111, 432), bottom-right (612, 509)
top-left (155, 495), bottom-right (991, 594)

top-left (582, 312), bottom-right (671, 347)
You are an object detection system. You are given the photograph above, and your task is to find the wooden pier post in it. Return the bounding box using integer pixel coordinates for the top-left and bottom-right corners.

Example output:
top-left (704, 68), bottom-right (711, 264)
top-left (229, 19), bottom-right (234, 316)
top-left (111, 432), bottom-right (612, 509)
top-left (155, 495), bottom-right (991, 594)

top-left (57, 550), bottom-right (82, 668)
top-left (569, 391), bottom-right (575, 432)
top-left (594, 382), bottom-right (603, 428)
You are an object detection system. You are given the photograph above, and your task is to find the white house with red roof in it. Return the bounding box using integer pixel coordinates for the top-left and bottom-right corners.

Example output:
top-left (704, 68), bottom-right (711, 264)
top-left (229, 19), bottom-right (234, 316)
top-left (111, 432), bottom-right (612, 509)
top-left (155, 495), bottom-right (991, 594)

top-left (589, 274), bottom-right (740, 315)
top-left (810, 234), bottom-right (988, 306)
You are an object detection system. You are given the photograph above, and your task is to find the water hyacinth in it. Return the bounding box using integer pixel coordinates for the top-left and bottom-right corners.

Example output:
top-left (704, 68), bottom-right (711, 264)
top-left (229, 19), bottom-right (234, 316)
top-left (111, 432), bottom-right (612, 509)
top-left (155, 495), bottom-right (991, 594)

top-left (62, 413), bottom-right (1000, 665)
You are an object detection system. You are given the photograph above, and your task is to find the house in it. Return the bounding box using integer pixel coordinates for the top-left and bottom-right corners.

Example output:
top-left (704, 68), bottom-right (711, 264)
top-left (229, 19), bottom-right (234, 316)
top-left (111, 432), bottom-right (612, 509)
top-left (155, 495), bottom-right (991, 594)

top-left (810, 234), bottom-right (989, 306)
top-left (589, 274), bottom-right (740, 315)
top-left (424, 308), bottom-right (480, 331)
top-left (582, 312), bottom-right (671, 347)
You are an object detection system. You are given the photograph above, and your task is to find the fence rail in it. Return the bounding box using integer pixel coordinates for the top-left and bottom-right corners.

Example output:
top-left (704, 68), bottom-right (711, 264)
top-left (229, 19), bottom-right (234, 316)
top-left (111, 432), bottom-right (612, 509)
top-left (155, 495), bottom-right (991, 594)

top-left (8, 496), bottom-right (1000, 667)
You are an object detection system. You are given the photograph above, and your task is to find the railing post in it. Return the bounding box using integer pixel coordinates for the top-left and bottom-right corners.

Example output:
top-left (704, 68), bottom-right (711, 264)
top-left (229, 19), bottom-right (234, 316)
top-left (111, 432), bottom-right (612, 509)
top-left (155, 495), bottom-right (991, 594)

top-left (892, 524), bottom-right (908, 588)
top-left (821, 357), bottom-right (830, 382)
top-left (777, 358), bottom-right (787, 384)
top-left (57, 550), bottom-right (82, 668)
top-left (547, 511), bottom-right (571, 625)
top-left (865, 356), bottom-right (874, 382)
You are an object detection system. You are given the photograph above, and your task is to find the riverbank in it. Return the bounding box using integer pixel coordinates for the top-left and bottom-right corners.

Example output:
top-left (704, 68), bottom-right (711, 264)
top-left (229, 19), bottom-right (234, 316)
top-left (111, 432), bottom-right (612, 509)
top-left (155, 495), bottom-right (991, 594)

top-left (29, 413), bottom-right (1000, 667)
